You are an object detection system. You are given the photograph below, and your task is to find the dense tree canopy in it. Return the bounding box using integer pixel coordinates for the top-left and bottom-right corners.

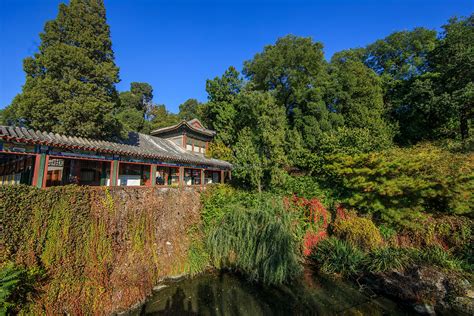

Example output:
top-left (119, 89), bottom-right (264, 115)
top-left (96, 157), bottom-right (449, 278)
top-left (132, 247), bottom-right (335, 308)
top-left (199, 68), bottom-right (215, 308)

top-left (148, 104), bottom-right (180, 130)
top-left (1, 0), bottom-right (471, 192)
top-left (243, 35), bottom-right (340, 150)
top-left (116, 82), bottom-right (154, 133)
top-left (178, 98), bottom-right (203, 121)
top-left (205, 16), bottom-right (472, 186)
top-left (431, 15), bottom-right (474, 140)
top-left (327, 54), bottom-right (394, 149)
top-left (5, 0), bottom-right (120, 139)
top-left (202, 66), bottom-right (243, 145)
top-left (364, 28), bottom-right (437, 81)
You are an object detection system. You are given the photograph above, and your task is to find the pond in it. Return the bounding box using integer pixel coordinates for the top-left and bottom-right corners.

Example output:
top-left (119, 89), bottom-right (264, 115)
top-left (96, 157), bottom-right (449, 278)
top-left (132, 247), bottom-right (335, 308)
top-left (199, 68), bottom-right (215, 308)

top-left (129, 269), bottom-right (414, 316)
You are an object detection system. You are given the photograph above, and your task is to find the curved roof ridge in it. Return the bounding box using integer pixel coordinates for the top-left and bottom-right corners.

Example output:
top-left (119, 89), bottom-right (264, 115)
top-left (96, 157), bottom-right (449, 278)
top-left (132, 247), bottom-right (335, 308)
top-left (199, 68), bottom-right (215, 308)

top-left (150, 119), bottom-right (216, 137)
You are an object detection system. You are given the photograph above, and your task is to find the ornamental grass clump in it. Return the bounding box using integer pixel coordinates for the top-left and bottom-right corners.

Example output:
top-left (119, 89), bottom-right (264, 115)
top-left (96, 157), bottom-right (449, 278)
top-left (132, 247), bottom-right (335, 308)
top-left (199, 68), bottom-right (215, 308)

top-left (206, 198), bottom-right (302, 285)
top-left (363, 247), bottom-right (410, 273)
top-left (409, 246), bottom-right (464, 271)
top-left (310, 237), bottom-right (365, 277)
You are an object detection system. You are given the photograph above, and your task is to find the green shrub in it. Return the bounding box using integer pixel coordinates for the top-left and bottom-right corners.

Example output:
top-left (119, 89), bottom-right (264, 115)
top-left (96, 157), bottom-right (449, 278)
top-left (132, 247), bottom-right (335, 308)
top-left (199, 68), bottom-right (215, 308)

top-left (332, 214), bottom-right (383, 251)
top-left (275, 176), bottom-right (335, 204)
top-left (396, 215), bottom-right (473, 251)
top-left (201, 184), bottom-right (235, 227)
top-left (310, 237), bottom-right (365, 277)
top-left (0, 263), bottom-right (42, 315)
top-left (378, 224), bottom-right (397, 243)
top-left (206, 197), bottom-right (302, 285)
top-left (364, 247), bottom-right (410, 273)
top-left (323, 144), bottom-right (473, 227)
top-left (457, 243), bottom-right (474, 273)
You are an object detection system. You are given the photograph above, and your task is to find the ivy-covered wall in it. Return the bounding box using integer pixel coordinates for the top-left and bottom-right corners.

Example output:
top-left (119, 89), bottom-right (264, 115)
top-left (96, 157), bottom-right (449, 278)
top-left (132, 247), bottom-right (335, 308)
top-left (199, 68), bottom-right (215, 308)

top-left (1, 185), bottom-right (202, 315)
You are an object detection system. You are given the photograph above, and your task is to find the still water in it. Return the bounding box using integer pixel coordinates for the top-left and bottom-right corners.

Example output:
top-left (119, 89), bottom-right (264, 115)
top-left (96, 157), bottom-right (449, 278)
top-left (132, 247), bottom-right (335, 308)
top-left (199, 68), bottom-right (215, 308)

top-left (133, 270), bottom-right (413, 316)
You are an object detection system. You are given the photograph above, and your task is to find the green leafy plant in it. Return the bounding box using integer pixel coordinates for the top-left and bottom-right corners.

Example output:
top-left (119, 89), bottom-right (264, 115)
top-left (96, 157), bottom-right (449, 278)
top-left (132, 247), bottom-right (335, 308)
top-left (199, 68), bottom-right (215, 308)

top-left (185, 226), bottom-right (210, 276)
top-left (0, 263), bottom-right (42, 315)
top-left (0, 263), bottom-right (23, 315)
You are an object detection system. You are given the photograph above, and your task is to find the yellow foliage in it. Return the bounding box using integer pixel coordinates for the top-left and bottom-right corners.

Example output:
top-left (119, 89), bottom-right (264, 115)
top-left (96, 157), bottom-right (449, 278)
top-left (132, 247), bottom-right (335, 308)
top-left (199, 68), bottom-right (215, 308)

top-left (333, 214), bottom-right (383, 251)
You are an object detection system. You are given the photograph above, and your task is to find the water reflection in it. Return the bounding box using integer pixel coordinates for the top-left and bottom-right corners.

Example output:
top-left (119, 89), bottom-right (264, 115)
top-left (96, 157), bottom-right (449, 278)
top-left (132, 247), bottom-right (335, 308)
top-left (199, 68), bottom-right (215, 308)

top-left (136, 271), bottom-right (413, 316)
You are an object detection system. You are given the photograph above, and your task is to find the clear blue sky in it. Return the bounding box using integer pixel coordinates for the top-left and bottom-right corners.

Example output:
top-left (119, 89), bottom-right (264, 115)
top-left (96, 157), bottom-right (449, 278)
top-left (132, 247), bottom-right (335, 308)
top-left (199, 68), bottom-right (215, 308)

top-left (1, 0), bottom-right (472, 113)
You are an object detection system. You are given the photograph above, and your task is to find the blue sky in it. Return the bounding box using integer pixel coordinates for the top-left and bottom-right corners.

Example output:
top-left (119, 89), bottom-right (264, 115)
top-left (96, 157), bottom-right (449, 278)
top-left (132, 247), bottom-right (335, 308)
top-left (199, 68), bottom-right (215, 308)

top-left (1, 0), bottom-right (472, 113)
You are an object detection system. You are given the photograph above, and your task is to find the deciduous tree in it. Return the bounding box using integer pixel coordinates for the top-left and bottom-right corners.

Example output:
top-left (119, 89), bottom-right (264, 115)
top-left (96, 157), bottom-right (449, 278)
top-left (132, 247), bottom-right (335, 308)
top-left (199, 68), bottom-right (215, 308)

top-left (328, 54), bottom-right (394, 149)
top-left (431, 14), bottom-right (474, 141)
top-left (202, 66), bottom-right (243, 145)
top-left (243, 35), bottom-right (342, 149)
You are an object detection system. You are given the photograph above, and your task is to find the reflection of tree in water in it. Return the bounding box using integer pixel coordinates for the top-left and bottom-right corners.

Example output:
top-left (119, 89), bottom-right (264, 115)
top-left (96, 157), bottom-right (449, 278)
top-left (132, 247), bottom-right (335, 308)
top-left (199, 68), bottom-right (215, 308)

top-left (141, 272), bottom-right (405, 316)
top-left (149, 287), bottom-right (198, 316)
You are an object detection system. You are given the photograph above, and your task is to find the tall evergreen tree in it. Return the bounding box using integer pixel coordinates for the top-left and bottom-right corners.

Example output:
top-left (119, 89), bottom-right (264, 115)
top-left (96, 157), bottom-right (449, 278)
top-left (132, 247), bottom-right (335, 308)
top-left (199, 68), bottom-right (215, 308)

top-left (5, 0), bottom-right (120, 138)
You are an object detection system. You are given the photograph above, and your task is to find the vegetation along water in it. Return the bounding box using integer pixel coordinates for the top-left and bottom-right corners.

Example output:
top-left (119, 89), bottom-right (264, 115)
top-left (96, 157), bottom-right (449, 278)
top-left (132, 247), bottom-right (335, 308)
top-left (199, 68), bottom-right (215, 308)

top-left (0, 0), bottom-right (473, 315)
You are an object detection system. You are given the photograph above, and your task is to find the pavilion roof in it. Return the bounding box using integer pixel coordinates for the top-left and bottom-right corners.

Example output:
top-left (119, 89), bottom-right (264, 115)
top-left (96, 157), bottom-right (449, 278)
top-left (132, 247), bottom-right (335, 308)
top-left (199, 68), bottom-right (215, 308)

top-left (0, 125), bottom-right (231, 169)
top-left (150, 119), bottom-right (216, 137)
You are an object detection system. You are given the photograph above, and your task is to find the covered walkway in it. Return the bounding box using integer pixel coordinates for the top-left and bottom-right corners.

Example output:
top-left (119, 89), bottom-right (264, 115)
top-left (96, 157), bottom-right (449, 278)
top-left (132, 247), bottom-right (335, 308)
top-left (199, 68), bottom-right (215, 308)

top-left (0, 126), bottom-right (231, 188)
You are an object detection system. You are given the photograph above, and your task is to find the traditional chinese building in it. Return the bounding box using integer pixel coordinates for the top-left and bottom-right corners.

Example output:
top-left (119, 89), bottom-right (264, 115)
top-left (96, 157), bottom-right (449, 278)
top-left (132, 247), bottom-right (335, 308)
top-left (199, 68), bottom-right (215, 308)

top-left (0, 119), bottom-right (231, 188)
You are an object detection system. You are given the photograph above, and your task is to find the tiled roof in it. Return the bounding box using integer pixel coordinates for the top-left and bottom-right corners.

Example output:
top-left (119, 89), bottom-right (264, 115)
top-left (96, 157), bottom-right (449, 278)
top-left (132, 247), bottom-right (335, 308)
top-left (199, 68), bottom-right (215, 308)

top-left (0, 125), bottom-right (231, 169)
top-left (151, 119), bottom-right (216, 137)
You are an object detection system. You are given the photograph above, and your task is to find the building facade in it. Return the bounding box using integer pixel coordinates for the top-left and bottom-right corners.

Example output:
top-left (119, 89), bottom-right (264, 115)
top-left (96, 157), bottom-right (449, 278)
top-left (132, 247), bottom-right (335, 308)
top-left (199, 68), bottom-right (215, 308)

top-left (0, 119), bottom-right (231, 188)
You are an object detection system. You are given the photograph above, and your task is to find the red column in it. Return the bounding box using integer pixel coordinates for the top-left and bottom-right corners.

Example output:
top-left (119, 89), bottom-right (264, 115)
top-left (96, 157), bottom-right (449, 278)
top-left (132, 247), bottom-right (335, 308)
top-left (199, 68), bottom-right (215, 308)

top-left (182, 134), bottom-right (187, 149)
top-left (31, 154), bottom-right (41, 187)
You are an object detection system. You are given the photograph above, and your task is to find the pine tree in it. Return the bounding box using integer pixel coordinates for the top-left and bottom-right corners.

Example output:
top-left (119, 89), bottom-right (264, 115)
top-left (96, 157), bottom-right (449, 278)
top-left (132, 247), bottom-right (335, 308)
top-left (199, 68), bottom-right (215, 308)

top-left (6, 0), bottom-right (120, 138)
